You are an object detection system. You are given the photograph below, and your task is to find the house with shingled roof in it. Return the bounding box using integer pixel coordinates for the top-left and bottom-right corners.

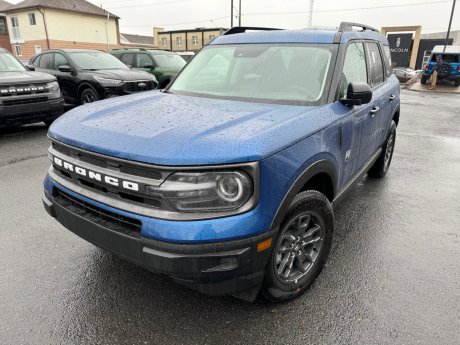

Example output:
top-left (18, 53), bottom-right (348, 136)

top-left (0, 0), bottom-right (12, 52)
top-left (3, 0), bottom-right (121, 59)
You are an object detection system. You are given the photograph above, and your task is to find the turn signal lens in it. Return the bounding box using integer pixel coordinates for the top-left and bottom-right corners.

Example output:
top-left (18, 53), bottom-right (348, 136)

top-left (257, 238), bottom-right (273, 253)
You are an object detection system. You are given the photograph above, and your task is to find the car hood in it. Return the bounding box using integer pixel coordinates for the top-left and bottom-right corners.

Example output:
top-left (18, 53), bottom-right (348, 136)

top-left (0, 71), bottom-right (56, 84)
top-left (49, 92), bottom-right (336, 166)
top-left (89, 69), bottom-right (155, 81)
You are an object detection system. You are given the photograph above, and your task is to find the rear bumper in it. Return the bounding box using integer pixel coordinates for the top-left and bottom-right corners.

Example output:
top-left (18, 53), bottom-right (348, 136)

top-left (0, 96), bottom-right (64, 126)
top-left (43, 186), bottom-right (275, 300)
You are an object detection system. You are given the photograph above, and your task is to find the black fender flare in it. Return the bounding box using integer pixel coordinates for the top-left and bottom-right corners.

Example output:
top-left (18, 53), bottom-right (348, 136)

top-left (77, 82), bottom-right (101, 99)
top-left (270, 159), bottom-right (337, 228)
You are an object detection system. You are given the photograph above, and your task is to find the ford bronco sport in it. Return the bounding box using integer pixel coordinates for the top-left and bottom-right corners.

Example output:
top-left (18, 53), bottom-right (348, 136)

top-left (0, 48), bottom-right (64, 127)
top-left (43, 23), bottom-right (400, 302)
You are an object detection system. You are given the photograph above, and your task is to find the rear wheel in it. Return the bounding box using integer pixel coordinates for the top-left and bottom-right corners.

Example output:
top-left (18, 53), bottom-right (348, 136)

top-left (368, 120), bottom-right (397, 178)
top-left (80, 87), bottom-right (100, 105)
top-left (262, 191), bottom-right (334, 303)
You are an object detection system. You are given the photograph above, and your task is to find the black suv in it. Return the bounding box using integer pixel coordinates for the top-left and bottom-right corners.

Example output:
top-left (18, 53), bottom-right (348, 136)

top-left (30, 49), bottom-right (158, 105)
top-left (0, 48), bottom-right (64, 127)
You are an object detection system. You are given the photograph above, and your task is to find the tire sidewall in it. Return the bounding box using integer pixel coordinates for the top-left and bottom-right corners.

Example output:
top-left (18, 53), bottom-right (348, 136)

top-left (80, 87), bottom-right (99, 105)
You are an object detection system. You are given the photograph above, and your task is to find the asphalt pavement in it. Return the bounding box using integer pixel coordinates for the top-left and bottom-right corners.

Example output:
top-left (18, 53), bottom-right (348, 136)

top-left (0, 89), bottom-right (459, 345)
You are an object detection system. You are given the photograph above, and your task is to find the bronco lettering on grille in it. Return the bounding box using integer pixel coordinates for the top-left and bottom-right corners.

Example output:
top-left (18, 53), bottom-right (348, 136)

top-left (53, 156), bottom-right (140, 192)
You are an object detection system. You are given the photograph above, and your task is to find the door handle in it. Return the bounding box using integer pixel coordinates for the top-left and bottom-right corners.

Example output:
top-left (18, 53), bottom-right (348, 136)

top-left (370, 106), bottom-right (380, 117)
top-left (389, 95), bottom-right (396, 101)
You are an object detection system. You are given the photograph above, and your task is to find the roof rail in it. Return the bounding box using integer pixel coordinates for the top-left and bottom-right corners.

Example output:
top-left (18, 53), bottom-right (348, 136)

top-left (223, 26), bottom-right (282, 36)
top-left (338, 22), bottom-right (379, 33)
top-left (113, 48), bottom-right (149, 51)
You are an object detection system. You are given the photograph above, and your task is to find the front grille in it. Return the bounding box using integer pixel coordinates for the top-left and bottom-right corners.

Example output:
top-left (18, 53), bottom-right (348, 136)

top-left (0, 84), bottom-right (48, 97)
top-left (53, 188), bottom-right (142, 238)
top-left (123, 80), bottom-right (156, 93)
top-left (52, 141), bottom-right (164, 180)
top-left (2, 97), bottom-right (48, 106)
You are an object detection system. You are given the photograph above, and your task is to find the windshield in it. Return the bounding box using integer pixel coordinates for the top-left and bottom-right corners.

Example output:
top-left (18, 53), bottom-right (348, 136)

top-left (152, 54), bottom-right (186, 69)
top-left (170, 44), bottom-right (333, 104)
top-left (0, 53), bottom-right (26, 72)
top-left (68, 52), bottom-right (129, 70)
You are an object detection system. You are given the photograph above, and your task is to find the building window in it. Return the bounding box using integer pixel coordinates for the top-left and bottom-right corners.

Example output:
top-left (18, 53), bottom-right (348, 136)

top-left (176, 36), bottom-right (182, 46)
top-left (10, 16), bottom-right (21, 40)
top-left (35, 45), bottom-right (42, 54)
top-left (192, 36), bottom-right (198, 45)
top-left (0, 18), bottom-right (7, 35)
top-left (209, 35), bottom-right (216, 41)
top-left (161, 37), bottom-right (167, 47)
top-left (28, 13), bottom-right (36, 26)
top-left (14, 45), bottom-right (22, 57)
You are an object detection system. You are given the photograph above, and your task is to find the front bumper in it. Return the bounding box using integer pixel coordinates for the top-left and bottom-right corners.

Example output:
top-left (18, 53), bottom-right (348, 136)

top-left (0, 96), bottom-right (64, 126)
top-left (43, 182), bottom-right (275, 300)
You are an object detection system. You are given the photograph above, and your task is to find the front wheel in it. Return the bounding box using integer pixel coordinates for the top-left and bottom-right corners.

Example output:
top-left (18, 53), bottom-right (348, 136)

top-left (262, 191), bottom-right (334, 302)
top-left (80, 87), bottom-right (100, 105)
top-left (454, 79), bottom-right (460, 87)
top-left (368, 120), bottom-right (397, 178)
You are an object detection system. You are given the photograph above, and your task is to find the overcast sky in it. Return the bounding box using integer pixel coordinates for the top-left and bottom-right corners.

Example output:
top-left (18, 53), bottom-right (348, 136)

top-left (9, 0), bottom-right (460, 36)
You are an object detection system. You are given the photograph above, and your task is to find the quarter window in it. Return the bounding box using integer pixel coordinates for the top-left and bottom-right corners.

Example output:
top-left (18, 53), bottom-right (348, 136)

top-left (340, 42), bottom-right (368, 98)
top-left (365, 42), bottom-right (385, 87)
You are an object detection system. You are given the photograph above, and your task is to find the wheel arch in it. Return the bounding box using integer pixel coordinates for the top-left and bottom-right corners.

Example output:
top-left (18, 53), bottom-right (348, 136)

top-left (77, 82), bottom-right (101, 99)
top-left (270, 159), bottom-right (337, 229)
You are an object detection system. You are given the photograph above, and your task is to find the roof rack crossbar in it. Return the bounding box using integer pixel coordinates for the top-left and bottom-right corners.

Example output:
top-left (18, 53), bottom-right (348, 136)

top-left (223, 26), bottom-right (282, 36)
top-left (338, 22), bottom-right (379, 33)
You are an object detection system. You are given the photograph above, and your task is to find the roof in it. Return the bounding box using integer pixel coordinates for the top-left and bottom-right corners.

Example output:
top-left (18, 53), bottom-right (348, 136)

top-left (159, 27), bottom-right (227, 34)
top-left (211, 28), bottom-right (388, 46)
top-left (0, 0), bottom-right (11, 12)
top-left (4, 0), bottom-right (119, 18)
top-left (432, 45), bottom-right (460, 54)
top-left (120, 33), bottom-right (154, 47)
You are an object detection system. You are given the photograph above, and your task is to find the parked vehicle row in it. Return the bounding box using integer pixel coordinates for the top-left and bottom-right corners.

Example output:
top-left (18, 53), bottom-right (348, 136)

top-left (0, 48), bottom-right (188, 128)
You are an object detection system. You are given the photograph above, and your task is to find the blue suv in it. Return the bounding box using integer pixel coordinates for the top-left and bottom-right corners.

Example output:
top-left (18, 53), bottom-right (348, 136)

top-left (43, 23), bottom-right (400, 302)
top-left (421, 45), bottom-right (460, 87)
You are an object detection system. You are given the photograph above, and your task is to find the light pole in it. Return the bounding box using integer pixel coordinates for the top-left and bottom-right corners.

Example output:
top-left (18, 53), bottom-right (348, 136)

top-left (231, 0), bottom-right (233, 27)
top-left (238, 0), bottom-right (241, 26)
top-left (444, 0), bottom-right (456, 52)
top-left (307, 0), bottom-right (314, 27)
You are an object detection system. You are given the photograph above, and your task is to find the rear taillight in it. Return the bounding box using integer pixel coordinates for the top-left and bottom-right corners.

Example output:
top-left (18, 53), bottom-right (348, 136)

top-left (458, 66), bottom-right (460, 72)
top-left (425, 64), bottom-right (429, 71)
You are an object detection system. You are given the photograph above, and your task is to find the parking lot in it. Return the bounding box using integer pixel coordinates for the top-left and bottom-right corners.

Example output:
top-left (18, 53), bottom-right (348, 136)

top-left (0, 89), bottom-right (459, 345)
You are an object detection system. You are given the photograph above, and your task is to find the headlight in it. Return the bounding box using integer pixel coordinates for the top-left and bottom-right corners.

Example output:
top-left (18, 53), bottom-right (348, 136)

top-left (93, 76), bottom-right (123, 86)
top-left (46, 81), bottom-right (60, 92)
top-left (145, 171), bottom-right (253, 213)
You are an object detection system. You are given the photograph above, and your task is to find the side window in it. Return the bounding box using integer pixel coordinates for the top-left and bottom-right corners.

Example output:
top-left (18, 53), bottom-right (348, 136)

top-left (54, 53), bottom-right (69, 70)
top-left (39, 53), bottom-right (53, 70)
top-left (382, 45), bottom-right (393, 77)
top-left (120, 53), bottom-right (134, 67)
top-left (340, 42), bottom-right (368, 98)
top-left (137, 54), bottom-right (153, 68)
top-left (365, 42), bottom-right (385, 87)
top-left (32, 55), bottom-right (41, 67)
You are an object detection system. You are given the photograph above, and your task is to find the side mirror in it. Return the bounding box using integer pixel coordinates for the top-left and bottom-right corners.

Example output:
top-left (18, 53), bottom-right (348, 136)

top-left (144, 63), bottom-right (154, 69)
top-left (340, 82), bottom-right (372, 106)
top-left (26, 64), bottom-right (35, 71)
top-left (58, 65), bottom-right (72, 73)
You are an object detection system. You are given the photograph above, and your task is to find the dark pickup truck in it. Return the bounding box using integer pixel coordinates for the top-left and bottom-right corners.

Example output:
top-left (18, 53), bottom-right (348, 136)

top-left (0, 48), bottom-right (64, 127)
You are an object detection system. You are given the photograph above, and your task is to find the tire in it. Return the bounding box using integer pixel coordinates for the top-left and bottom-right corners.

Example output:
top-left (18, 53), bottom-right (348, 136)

top-left (454, 79), bottom-right (460, 87)
top-left (368, 120), bottom-right (397, 178)
top-left (80, 87), bottom-right (100, 105)
top-left (262, 191), bottom-right (334, 303)
top-left (437, 62), bottom-right (451, 78)
top-left (421, 74), bottom-right (428, 85)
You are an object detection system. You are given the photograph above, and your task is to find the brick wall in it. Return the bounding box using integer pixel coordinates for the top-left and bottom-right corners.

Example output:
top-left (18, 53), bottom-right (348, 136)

top-left (12, 39), bottom-right (122, 60)
top-left (0, 34), bottom-right (11, 52)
